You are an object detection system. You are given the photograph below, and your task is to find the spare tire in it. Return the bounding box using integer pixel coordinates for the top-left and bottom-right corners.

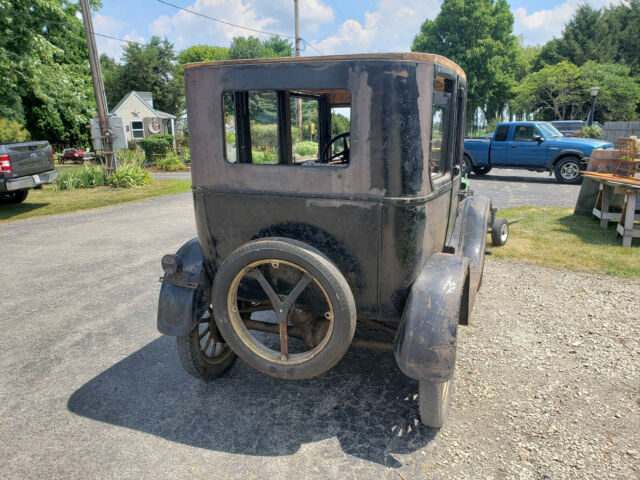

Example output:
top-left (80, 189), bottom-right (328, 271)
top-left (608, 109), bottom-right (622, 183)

top-left (212, 238), bottom-right (356, 380)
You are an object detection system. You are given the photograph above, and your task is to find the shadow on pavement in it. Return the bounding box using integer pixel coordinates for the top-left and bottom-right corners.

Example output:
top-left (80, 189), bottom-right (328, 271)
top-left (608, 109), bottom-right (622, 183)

top-left (470, 173), bottom-right (559, 185)
top-left (0, 202), bottom-right (48, 221)
top-left (67, 336), bottom-right (437, 467)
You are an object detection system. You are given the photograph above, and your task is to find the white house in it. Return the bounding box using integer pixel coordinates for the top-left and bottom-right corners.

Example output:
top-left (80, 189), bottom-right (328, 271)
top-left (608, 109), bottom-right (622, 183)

top-left (111, 91), bottom-right (176, 144)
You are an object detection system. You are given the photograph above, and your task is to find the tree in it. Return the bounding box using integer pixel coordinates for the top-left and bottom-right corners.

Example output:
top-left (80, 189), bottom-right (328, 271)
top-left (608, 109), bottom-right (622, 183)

top-left (0, 0), bottom-right (101, 145)
top-left (228, 36), bottom-right (293, 60)
top-left (513, 60), bottom-right (640, 122)
top-left (512, 61), bottom-right (582, 120)
top-left (115, 36), bottom-right (184, 116)
top-left (100, 54), bottom-right (123, 112)
top-left (177, 45), bottom-right (229, 64)
top-left (411, 0), bottom-right (520, 122)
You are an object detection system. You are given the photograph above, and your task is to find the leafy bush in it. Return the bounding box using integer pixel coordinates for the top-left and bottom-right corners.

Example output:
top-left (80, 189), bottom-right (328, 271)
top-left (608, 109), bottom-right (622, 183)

top-left (156, 152), bottom-right (186, 171)
top-left (117, 149), bottom-right (145, 167)
top-left (56, 165), bottom-right (150, 190)
top-left (0, 119), bottom-right (30, 143)
top-left (110, 165), bottom-right (152, 188)
top-left (127, 140), bottom-right (138, 151)
top-left (225, 132), bottom-right (236, 145)
top-left (57, 166), bottom-right (107, 190)
top-left (182, 145), bottom-right (190, 163)
top-left (573, 125), bottom-right (602, 139)
top-left (293, 141), bottom-right (318, 156)
top-left (250, 124), bottom-right (278, 151)
top-left (138, 134), bottom-right (174, 162)
top-left (251, 150), bottom-right (277, 164)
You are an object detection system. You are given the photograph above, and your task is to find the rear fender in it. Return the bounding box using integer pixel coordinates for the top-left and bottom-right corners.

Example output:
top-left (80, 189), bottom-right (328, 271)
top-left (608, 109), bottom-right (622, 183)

top-left (394, 253), bottom-right (469, 383)
top-left (157, 238), bottom-right (210, 336)
top-left (460, 195), bottom-right (491, 318)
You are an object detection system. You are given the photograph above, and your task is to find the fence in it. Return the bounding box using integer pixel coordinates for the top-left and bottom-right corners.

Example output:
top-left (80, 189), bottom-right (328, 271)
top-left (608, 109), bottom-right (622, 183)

top-left (602, 122), bottom-right (640, 146)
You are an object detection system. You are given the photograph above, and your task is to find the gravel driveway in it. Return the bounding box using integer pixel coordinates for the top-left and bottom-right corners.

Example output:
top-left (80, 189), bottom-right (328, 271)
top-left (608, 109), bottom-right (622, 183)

top-left (1, 194), bottom-right (638, 479)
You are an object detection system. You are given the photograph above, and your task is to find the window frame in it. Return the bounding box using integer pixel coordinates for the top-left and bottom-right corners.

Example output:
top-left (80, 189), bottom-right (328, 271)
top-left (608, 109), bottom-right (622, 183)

top-left (130, 121), bottom-right (144, 139)
top-left (222, 88), bottom-right (351, 168)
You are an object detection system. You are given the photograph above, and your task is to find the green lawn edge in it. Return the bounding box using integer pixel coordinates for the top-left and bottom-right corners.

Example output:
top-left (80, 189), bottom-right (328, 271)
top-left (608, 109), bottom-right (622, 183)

top-left (490, 206), bottom-right (640, 278)
top-left (0, 179), bottom-right (191, 224)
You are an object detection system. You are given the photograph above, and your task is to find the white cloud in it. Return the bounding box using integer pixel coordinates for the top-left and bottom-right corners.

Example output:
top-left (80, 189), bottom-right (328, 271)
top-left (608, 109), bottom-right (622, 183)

top-left (514, 0), bottom-right (625, 45)
top-left (148, 0), bottom-right (334, 51)
top-left (312, 0), bottom-right (440, 55)
top-left (93, 14), bottom-right (145, 61)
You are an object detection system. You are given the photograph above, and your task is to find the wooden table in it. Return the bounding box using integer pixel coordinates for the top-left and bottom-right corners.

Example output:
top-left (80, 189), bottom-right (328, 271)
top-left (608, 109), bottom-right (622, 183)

top-left (586, 173), bottom-right (640, 247)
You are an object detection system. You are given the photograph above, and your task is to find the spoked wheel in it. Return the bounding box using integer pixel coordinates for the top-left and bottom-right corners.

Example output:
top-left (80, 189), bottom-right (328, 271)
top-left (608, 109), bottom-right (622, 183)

top-left (418, 374), bottom-right (454, 428)
top-left (176, 309), bottom-right (236, 381)
top-left (212, 238), bottom-right (356, 380)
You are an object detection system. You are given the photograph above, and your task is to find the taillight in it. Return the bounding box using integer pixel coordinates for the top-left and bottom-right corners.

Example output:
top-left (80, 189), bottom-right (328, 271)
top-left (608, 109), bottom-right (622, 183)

top-left (0, 154), bottom-right (11, 173)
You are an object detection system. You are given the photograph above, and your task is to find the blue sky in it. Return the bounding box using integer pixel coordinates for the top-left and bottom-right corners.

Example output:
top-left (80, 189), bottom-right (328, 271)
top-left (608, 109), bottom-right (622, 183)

top-left (94, 0), bottom-right (620, 60)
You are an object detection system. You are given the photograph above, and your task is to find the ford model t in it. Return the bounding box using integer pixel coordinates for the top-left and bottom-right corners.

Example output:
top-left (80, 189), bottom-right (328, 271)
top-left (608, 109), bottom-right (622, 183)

top-left (158, 53), bottom-right (492, 428)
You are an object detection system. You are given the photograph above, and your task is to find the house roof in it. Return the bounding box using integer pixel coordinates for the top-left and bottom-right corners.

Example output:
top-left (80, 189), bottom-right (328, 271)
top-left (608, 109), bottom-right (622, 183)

top-left (111, 91), bottom-right (176, 119)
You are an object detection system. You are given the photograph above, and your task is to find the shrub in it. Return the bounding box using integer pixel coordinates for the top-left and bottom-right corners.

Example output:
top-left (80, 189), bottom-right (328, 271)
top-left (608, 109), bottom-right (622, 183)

top-left (127, 140), bottom-right (138, 151)
top-left (110, 165), bottom-right (152, 188)
top-left (574, 125), bottom-right (602, 139)
top-left (250, 124), bottom-right (278, 151)
top-left (138, 134), bottom-right (174, 162)
top-left (56, 166), bottom-right (107, 190)
top-left (182, 145), bottom-right (190, 163)
top-left (293, 141), bottom-right (318, 156)
top-left (56, 165), bottom-right (150, 190)
top-left (251, 150), bottom-right (278, 164)
top-left (117, 149), bottom-right (145, 167)
top-left (0, 119), bottom-right (30, 143)
top-left (225, 132), bottom-right (236, 145)
top-left (156, 152), bottom-right (186, 171)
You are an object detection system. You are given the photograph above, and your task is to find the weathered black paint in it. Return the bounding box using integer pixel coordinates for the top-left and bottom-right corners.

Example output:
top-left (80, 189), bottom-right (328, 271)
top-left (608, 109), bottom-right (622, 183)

top-left (159, 55), bottom-right (491, 384)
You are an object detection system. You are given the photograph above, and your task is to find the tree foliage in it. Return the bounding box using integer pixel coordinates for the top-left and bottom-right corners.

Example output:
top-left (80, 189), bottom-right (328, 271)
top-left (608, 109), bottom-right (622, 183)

top-left (101, 36), bottom-right (183, 115)
top-left (0, 0), bottom-right (101, 145)
top-left (229, 36), bottom-right (293, 60)
top-left (177, 45), bottom-right (229, 64)
top-left (513, 61), bottom-right (640, 122)
top-left (411, 0), bottom-right (520, 121)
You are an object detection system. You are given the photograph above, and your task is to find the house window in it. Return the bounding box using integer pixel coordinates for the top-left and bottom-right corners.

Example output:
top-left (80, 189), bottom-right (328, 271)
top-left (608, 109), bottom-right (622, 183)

top-left (131, 121), bottom-right (144, 139)
top-left (223, 88), bottom-right (351, 166)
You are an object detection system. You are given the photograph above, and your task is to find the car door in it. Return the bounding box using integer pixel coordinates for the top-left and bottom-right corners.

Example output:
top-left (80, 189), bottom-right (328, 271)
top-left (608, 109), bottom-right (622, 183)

top-left (486, 124), bottom-right (510, 165)
top-left (506, 124), bottom-right (550, 168)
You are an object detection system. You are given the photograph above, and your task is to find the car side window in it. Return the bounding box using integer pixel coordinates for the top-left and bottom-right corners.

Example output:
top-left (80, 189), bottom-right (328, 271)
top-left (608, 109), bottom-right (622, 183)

top-left (513, 125), bottom-right (538, 142)
top-left (494, 125), bottom-right (509, 142)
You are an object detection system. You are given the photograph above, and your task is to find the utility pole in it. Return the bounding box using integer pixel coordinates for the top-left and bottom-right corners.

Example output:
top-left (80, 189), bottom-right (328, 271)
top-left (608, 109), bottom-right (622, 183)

top-left (79, 0), bottom-right (116, 169)
top-left (294, 0), bottom-right (303, 142)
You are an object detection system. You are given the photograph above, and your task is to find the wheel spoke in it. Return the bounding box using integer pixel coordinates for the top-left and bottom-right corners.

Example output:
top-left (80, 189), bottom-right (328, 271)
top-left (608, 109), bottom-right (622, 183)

top-left (284, 274), bottom-right (311, 306)
top-left (279, 321), bottom-right (288, 359)
top-left (202, 334), bottom-right (213, 355)
top-left (198, 326), bottom-right (210, 340)
top-left (248, 268), bottom-right (281, 307)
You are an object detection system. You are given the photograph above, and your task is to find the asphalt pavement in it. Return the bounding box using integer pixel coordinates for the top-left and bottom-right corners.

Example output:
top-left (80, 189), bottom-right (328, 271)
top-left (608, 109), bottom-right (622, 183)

top-left (0, 172), bottom-right (586, 479)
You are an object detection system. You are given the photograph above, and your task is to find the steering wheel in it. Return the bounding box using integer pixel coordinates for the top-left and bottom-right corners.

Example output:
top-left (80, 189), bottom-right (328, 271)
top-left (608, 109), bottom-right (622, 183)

top-left (321, 132), bottom-right (350, 164)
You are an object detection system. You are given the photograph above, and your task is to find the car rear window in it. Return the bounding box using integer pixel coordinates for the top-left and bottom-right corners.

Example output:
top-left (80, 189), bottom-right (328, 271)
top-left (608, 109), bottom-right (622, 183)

top-left (494, 125), bottom-right (509, 142)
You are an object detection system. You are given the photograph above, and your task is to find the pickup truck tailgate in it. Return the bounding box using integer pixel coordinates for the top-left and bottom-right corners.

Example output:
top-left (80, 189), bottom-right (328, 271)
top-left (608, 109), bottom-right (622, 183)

top-left (3, 141), bottom-right (53, 177)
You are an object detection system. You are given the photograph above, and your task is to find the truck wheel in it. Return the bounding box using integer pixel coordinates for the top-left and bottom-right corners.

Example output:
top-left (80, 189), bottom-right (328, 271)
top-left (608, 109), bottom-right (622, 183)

top-left (176, 313), bottom-right (236, 381)
top-left (472, 166), bottom-right (492, 176)
top-left (0, 190), bottom-right (28, 204)
top-left (418, 374), bottom-right (454, 428)
top-left (212, 238), bottom-right (357, 380)
top-left (462, 155), bottom-right (473, 176)
top-left (554, 157), bottom-right (583, 184)
top-left (491, 217), bottom-right (509, 246)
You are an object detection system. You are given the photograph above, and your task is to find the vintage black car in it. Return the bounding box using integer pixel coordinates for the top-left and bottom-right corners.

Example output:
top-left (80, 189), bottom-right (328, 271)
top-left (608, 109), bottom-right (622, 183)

top-left (157, 53), bottom-right (492, 428)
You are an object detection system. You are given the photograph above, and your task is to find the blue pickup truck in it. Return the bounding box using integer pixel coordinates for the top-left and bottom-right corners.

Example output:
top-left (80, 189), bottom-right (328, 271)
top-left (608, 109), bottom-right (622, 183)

top-left (463, 122), bottom-right (614, 183)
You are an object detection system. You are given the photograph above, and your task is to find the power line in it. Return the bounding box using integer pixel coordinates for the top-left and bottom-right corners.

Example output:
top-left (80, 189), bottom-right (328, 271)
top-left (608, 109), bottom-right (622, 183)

top-left (155, 0), bottom-right (323, 55)
top-left (4, 7), bottom-right (147, 47)
top-left (155, 0), bottom-right (295, 38)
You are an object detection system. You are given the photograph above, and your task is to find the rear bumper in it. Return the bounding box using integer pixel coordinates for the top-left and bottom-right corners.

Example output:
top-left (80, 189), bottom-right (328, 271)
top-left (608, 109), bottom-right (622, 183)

top-left (0, 170), bottom-right (59, 192)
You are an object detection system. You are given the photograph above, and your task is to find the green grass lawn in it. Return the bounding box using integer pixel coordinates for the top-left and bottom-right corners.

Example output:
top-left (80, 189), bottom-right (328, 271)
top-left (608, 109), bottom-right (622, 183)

top-left (1, 180), bottom-right (191, 223)
top-left (491, 206), bottom-right (640, 277)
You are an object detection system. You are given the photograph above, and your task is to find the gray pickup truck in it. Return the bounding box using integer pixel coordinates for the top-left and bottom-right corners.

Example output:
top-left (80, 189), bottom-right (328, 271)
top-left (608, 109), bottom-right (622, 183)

top-left (0, 141), bottom-right (59, 204)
